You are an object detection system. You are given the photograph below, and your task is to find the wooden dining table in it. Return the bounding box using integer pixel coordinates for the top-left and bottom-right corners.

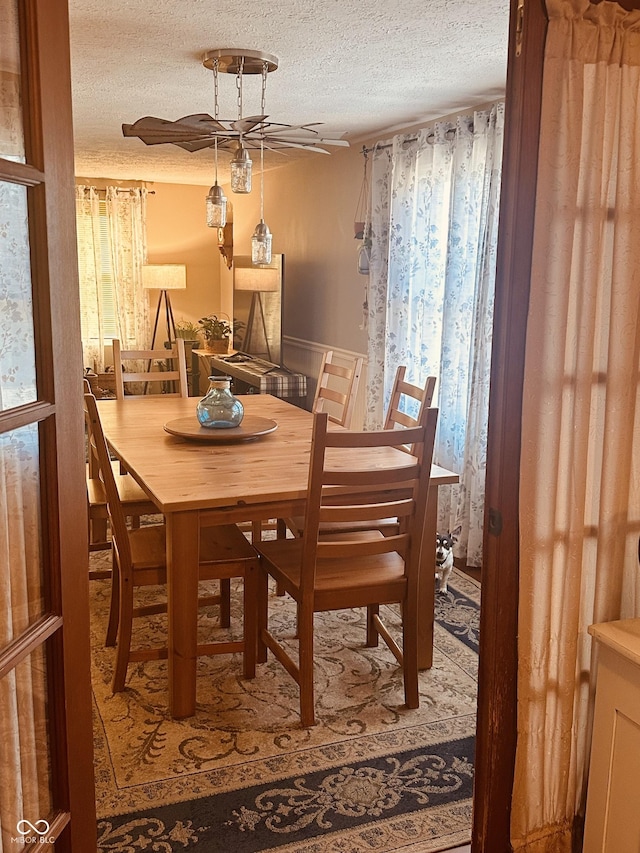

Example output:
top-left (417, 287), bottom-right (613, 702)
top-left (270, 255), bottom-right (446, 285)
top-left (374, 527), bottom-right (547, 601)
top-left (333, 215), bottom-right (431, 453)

top-left (97, 394), bottom-right (459, 718)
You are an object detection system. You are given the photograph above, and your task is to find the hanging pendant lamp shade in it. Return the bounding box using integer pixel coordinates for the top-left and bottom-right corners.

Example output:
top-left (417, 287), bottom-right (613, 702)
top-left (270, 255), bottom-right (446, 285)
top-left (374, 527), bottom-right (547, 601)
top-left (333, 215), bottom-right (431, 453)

top-left (206, 182), bottom-right (227, 227)
top-left (205, 58), bottom-right (227, 227)
top-left (230, 144), bottom-right (252, 194)
top-left (251, 220), bottom-right (272, 265)
top-left (252, 140), bottom-right (272, 265)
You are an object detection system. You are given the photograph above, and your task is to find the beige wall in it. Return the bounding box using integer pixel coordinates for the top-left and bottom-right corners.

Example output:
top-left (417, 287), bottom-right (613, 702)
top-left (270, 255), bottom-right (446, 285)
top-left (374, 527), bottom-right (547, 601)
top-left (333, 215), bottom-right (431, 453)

top-left (145, 182), bottom-right (224, 326)
top-left (220, 146), bottom-right (368, 355)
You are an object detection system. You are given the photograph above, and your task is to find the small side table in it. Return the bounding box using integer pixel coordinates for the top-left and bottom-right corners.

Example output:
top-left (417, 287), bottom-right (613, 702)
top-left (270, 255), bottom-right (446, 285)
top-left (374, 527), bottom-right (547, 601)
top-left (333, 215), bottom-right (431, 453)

top-left (583, 618), bottom-right (640, 852)
top-left (195, 351), bottom-right (307, 407)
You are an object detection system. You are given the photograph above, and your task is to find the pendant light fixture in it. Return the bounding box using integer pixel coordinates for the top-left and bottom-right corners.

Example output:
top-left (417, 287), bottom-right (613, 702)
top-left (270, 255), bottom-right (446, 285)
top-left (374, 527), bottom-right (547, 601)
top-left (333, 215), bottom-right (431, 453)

top-left (230, 144), bottom-right (252, 194)
top-left (228, 53), bottom-right (252, 193)
top-left (251, 140), bottom-right (272, 265)
top-left (205, 57), bottom-right (227, 227)
top-left (122, 48), bottom-right (350, 235)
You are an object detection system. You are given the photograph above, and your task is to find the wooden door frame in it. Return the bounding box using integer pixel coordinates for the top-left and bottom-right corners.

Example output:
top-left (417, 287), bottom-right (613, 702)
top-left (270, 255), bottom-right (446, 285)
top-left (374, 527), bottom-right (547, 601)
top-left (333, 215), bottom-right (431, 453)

top-left (0, 0), bottom-right (96, 849)
top-left (472, 0), bottom-right (548, 848)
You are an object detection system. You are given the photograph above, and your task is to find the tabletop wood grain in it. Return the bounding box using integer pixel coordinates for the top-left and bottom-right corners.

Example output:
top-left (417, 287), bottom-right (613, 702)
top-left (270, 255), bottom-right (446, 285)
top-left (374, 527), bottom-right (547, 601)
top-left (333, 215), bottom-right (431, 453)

top-left (97, 395), bottom-right (457, 515)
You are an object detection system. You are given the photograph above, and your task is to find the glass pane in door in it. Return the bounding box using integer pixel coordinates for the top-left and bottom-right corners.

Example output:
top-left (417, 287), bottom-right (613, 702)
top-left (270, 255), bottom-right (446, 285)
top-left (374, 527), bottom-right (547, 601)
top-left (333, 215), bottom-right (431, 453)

top-left (0, 0), bottom-right (25, 162)
top-left (0, 423), bottom-right (44, 639)
top-left (0, 645), bottom-right (53, 850)
top-left (0, 180), bottom-right (37, 411)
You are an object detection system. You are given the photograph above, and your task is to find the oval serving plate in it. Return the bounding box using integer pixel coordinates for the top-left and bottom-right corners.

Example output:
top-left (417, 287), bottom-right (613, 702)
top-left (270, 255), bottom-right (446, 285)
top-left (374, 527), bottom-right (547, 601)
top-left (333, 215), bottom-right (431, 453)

top-left (163, 414), bottom-right (277, 443)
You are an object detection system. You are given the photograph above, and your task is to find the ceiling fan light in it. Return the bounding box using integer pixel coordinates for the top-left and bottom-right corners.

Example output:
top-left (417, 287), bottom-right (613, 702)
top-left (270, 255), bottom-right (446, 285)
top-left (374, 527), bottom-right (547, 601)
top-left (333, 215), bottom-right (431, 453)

top-left (206, 183), bottom-right (227, 227)
top-left (251, 219), bottom-right (272, 265)
top-left (230, 144), bottom-right (252, 194)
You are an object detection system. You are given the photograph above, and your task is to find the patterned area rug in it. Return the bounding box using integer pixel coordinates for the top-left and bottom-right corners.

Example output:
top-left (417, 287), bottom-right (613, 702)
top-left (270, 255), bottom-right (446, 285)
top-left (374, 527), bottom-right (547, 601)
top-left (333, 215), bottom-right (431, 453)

top-left (89, 549), bottom-right (479, 853)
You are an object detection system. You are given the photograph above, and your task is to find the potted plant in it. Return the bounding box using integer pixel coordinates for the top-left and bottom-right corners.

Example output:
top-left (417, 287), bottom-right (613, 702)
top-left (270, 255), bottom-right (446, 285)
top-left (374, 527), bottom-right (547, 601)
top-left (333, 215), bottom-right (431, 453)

top-left (174, 318), bottom-right (201, 342)
top-left (198, 314), bottom-right (232, 354)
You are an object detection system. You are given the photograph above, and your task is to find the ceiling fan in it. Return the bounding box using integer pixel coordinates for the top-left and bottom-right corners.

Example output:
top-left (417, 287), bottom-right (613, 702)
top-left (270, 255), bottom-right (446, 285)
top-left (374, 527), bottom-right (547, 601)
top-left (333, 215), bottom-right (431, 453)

top-left (122, 49), bottom-right (349, 156)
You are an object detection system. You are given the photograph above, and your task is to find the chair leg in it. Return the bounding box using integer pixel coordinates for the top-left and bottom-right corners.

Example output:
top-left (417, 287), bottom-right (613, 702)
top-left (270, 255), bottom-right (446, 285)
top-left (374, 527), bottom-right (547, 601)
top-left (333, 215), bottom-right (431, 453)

top-left (105, 549), bottom-right (120, 647)
top-left (112, 577), bottom-right (133, 693)
top-left (242, 564), bottom-right (258, 678)
top-left (366, 604), bottom-right (379, 647)
top-left (275, 520), bottom-right (287, 597)
top-left (297, 607), bottom-right (315, 727)
top-left (402, 597), bottom-right (419, 710)
top-left (257, 564), bottom-right (269, 664)
top-left (220, 578), bottom-right (231, 627)
top-left (90, 515), bottom-right (108, 547)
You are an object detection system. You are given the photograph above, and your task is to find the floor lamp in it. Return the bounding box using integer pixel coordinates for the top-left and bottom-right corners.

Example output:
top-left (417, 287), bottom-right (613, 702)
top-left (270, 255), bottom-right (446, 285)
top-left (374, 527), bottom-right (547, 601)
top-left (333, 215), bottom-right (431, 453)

top-left (233, 258), bottom-right (280, 362)
top-left (142, 264), bottom-right (187, 348)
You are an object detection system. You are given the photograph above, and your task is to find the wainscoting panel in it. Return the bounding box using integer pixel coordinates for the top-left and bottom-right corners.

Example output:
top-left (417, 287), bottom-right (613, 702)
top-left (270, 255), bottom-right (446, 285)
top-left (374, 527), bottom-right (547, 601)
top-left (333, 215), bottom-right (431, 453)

top-left (283, 336), bottom-right (368, 428)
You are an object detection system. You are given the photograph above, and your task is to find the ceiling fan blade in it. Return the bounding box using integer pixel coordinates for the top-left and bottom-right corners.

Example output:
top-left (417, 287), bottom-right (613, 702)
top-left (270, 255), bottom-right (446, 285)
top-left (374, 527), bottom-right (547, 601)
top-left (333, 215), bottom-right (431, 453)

top-left (260, 138), bottom-right (332, 153)
top-left (259, 121), bottom-right (322, 135)
top-left (122, 114), bottom-right (229, 143)
top-left (174, 139), bottom-right (218, 152)
top-left (260, 125), bottom-right (349, 147)
top-left (231, 115), bottom-right (268, 134)
top-left (172, 113), bottom-right (230, 133)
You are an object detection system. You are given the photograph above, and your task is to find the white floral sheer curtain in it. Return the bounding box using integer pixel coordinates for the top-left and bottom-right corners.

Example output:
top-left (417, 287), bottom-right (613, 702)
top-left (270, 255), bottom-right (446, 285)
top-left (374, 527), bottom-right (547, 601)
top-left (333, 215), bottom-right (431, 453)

top-left (366, 104), bottom-right (504, 567)
top-left (513, 0), bottom-right (640, 850)
top-left (75, 186), bottom-right (150, 372)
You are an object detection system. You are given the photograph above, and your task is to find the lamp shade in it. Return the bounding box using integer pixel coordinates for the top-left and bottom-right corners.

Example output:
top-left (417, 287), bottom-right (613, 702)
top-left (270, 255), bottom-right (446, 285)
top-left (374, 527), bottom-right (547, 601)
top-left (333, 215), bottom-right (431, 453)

top-left (141, 264), bottom-right (187, 290)
top-left (233, 259), bottom-right (280, 292)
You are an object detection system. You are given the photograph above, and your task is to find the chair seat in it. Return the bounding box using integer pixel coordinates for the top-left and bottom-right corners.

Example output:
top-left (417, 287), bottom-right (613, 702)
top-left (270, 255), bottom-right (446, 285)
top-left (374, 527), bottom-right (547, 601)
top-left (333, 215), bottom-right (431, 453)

top-left (257, 535), bottom-right (407, 610)
top-left (87, 461), bottom-right (157, 560)
top-left (87, 461), bottom-right (154, 512)
top-left (129, 522), bottom-right (257, 574)
top-left (286, 514), bottom-right (399, 538)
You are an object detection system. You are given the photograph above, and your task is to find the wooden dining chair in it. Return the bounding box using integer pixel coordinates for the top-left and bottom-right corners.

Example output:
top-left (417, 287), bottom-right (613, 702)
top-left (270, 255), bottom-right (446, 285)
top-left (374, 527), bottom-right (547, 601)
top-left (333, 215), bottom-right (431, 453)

top-left (254, 405), bottom-right (438, 727)
top-left (84, 389), bottom-right (259, 692)
top-left (283, 366), bottom-right (438, 540)
top-left (383, 366), bottom-right (437, 433)
top-left (312, 349), bottom-right (363, 429)
top-left (83, 379), bottom-right (157, 566)
top-left (112, 337), bottom-right (188, 399)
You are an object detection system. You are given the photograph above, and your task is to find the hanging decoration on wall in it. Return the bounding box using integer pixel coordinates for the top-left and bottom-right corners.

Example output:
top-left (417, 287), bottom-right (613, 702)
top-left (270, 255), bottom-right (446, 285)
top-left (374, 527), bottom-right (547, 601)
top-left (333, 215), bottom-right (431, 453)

top-left (355, 147), bottom-right (371, 276)
top-left (122, 49), bottom-right (349, 159)
top-left (217, 201), bottom-right (234, 270)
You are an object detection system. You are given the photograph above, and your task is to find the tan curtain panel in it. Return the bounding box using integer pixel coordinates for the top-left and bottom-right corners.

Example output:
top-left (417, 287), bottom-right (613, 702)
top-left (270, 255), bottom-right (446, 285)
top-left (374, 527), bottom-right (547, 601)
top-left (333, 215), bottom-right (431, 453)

top-left (513, 0), bottom-right (640, 851)
top-left (76, 186), bottom-right (149, 371)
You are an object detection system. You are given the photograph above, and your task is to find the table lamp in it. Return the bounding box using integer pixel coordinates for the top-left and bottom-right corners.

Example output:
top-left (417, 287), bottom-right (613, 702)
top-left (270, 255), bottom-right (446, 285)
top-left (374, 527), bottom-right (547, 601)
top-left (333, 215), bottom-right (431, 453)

top-left (142, 264), bottom-right (187, 347)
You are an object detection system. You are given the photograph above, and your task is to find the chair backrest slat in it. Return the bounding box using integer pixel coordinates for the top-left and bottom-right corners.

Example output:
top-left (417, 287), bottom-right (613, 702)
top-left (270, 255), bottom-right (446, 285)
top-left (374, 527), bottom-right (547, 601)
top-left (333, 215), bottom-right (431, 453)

top-left (312, 350), bottom-right (364, 428)
top-left (383, 366), bottom-right (437, 432)
top-left (112, 338), bottom-right (188, 399)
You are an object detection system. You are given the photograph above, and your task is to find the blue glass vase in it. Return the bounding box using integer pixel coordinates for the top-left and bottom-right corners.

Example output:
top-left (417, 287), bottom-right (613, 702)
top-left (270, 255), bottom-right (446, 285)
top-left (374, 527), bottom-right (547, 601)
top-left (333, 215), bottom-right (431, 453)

top-left (196, 376), bottom-right (244, 429)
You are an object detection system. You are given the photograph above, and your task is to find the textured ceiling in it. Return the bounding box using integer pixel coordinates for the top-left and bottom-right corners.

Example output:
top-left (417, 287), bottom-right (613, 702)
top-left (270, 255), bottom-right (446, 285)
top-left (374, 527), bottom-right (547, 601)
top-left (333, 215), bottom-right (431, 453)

top-left (69, 0), bottom-right (509, 186)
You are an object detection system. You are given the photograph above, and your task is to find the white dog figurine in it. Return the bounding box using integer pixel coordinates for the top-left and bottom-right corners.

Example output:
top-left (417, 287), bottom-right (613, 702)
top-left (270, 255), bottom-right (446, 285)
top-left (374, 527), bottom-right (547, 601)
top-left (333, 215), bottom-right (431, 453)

top-left (435, 532), bottom-right (456, 593)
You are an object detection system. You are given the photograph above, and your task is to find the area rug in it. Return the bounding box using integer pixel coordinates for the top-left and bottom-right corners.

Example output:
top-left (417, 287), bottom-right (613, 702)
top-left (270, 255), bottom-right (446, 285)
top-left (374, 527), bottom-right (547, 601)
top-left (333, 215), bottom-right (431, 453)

top-left (89, 550), bottom-right (479, 853)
